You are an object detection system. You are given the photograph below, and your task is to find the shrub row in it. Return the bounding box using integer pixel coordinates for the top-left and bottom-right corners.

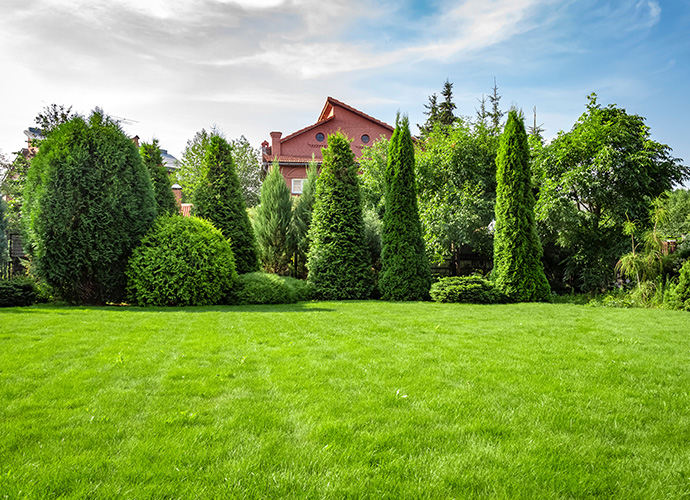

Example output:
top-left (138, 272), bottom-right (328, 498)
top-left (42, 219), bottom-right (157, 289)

top-left (228, 272), bottom-right (315, 305)
top-left (0, 278), bottom-right (37, 307)
top-left (430, 276), bottom-right (507, 304)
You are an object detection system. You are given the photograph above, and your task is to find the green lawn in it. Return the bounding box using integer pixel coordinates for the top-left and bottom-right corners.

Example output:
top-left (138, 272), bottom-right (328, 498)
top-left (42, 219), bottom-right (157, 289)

top-left (1, 301), bottom-right (689, 499)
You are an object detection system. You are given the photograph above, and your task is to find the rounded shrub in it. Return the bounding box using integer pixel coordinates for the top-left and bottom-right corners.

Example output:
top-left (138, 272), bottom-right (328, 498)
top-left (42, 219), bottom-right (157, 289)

top-left (0, 277), bottom-right (37, 307)
top-left (127, 216), bottom-right (236, 306)
top-left (430, 275), bottom-right (507, 304)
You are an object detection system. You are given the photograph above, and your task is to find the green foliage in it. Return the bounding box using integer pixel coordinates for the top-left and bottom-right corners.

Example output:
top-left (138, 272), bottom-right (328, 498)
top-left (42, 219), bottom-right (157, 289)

top-left (671, 259), bottom-right (690, 311)
top-left (127, 216), bottom-right (236, 306)
top-left (0, 198), bottom-right (8, 276)
top-left (359, 137), bottom-right (389, 216)
top-left (429, 275), bottom-right (507, 304)
top-left (379, 115), bottom-right (430, 301)
top-left (535, 94), bottom-right (689, 291)
top-left (34, 104), bottom-right (74, 139)
top-left (416, 117), bottom-right (498, 263)
top-left (493, 109), bottom-right (550, 302)
top-left (363, 206), bottom-right (382, 296)
top-left (254, 162), bottom-right (292, 274)
top-left (228, 272), bottom-right (314, 305)
top-left (140, 139), bottom-right (177, 216)
top-left (22, 110), bottom-right (157, 304)
top-left (228, 272), bottom-right (293, 305)
top-left (288, 160), bottom-right (318, 278)
top-left (175, 129), bottom-right (262, 207)
top-left (1, 151), bottom-right (31, 233)
top-left (307, 132), bottom-right (373, 300)
top-left (192, 135), bottom-right (259, 274)
top-left (0, 277), bottom-right (36, 307)
top-left (657, 189), bottom-right (690, 238)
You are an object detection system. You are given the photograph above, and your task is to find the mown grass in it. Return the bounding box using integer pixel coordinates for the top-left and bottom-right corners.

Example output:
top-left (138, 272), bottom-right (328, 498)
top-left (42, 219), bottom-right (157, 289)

top-left (1, 301), bottom-right (689, 499)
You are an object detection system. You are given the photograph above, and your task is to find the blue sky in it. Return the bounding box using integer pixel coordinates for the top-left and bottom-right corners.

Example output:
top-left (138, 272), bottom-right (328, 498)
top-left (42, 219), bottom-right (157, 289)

top-left (1, 0), bottom-right (688, 185)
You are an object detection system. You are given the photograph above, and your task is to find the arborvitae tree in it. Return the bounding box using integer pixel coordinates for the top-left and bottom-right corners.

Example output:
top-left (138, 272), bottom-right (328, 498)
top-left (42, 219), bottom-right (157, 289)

top-left (22, 110), bottom-right (157, 304)
top-left (307, 132), bottom-right (373, 299)
top-left (379, 115), bottom-right (430, 300)
top-left (288, 159), bottom-right (318, 278)
top-left (488, 78), bottom-right (504, 135)
top-left (254, 162), bottom-right (293, 274)
top-left (493, 109), bottom-right (550, 302)
top-left (140, 139), bottom-right (177, 216)
top-left (438, 79), bottom-right (457, 127)
top-left (192, 135), bottom-right (259, 274)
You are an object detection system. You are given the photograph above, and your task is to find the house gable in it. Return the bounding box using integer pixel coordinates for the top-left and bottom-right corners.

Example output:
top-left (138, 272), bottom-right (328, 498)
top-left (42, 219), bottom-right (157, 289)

top-left (263, 97), bottom-right (393, 194)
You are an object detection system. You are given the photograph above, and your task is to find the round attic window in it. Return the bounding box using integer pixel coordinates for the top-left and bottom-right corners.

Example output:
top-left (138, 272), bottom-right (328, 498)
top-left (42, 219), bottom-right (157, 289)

top-left (316, 132), bottom-right (325, 142)
top-left (361, 134), bottom-right (370, 144)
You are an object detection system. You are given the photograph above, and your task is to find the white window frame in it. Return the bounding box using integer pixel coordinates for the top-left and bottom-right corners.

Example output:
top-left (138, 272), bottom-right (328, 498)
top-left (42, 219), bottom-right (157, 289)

top-left (291, 178), bottom-right (305, 195)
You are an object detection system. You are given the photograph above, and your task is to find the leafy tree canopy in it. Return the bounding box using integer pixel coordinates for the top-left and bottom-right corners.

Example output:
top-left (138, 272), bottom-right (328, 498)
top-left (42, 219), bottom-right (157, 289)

top-left (535, 93), bottom-right (689, 291)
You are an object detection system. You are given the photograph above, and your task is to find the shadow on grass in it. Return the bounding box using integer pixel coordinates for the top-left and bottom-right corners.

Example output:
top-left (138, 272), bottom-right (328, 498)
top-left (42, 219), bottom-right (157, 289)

top-left (0, 302), bottom-right (337, 314)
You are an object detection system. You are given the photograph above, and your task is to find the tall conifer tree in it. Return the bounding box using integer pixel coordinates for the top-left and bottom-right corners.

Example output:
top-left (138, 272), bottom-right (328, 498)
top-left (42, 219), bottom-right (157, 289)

top-left (288, 159), bottom-right (319, 278)
top-left (493, 110), bottom-right (550, 302)
top-left (192, 135), bottom-right (259, 273)
top-left (379, 115), bottom-right (430, 300)
top-left (140, 139), bottom-right (177, 216)
top-left (307, 132), bottom-right (372, 299)
top-left (254, 162), bottom-right (293, 274)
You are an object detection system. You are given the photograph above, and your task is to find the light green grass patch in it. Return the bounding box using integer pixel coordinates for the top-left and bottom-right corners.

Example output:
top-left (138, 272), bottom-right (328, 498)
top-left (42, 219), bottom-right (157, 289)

top-left (1, 302), bottom-right (689, 499)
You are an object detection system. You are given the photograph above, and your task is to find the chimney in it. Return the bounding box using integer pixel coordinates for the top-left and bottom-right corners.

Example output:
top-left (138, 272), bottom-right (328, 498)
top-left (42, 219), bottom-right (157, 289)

top-left (171, 183), bottom-right (182, 209)
top-left (270, 131), bottom-right (282, 157)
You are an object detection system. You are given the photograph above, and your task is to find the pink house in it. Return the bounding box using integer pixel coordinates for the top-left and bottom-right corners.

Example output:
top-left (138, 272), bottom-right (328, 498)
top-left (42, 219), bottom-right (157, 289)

top-left (262, 97), bottom-right (394, 194)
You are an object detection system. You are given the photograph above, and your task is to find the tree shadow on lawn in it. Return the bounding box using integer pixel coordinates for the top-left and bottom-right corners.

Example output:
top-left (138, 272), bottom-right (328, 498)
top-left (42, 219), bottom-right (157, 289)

top-left (0, 301), bottom-right (337, 314)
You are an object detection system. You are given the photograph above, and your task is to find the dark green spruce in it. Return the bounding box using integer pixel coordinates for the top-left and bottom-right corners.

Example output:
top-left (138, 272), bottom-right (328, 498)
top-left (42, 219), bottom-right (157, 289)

top-left (379, 115), bottom-right (430, 300)
top-left (192, 135), bottom-right (259, 274)
top-left (493, 109), bottom-right (550, 302)
top-left (307, 132), bottom-right (372, 299)
top-left (140, 139), bottom-right (178, 216)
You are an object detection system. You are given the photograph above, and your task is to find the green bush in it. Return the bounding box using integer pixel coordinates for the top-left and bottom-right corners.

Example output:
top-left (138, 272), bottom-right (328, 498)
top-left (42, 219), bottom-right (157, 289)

top-left (228, 273), bottom-right (315, 305)
top-left (281, 276), bottom-right (315, 302)
top-left (0, 277), bottom-right (37, 307)
top-left (22, 110), bottom-right (157, 304)
top-left (430, 276), bottom-right (507, 304)
top-left (671, 259), bottom-right (690, 311)
top-left (127, 216), bottom-right (237, 306)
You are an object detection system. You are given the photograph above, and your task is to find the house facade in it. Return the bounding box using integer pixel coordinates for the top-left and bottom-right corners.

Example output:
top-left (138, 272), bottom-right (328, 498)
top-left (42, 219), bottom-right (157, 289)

top-left (262, 97), bottom-right (394, 194)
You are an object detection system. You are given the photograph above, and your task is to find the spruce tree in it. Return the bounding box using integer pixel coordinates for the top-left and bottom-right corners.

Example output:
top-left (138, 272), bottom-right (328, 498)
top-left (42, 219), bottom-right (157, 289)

top-left (288, 160), bottom-right (319, 278)
top-left (22, 110), bottom-right (157, 304)
top-left (438, 79), bottom-right (457, 127)
top-left (379, 115), bottom-right (430, 301)
top-left (307, 132), bottom-right (372, 299)
top-left (254, 162), bottom-right (293, 274)
top-left (140, 139), bottom-right (178, 216)
top-left (192, 135), bottom-right (259, 274)
top-left (493, 109), bottom-right (550, 302)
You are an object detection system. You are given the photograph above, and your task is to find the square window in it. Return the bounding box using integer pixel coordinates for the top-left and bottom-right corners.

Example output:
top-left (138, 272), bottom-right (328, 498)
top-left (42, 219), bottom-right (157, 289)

top-left (292, 178), bottom-right (304, 194)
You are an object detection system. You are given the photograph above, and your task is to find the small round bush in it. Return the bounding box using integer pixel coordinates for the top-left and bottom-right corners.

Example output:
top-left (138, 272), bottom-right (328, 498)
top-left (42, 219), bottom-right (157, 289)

top-left (0, 277), bottom-right (37, 307)
top-left (229, 272), bottom-right (294, 305)
top-left (430, 275), bottom-right (507, 304)
top-left (127, 216), bottom-right (237, 306)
